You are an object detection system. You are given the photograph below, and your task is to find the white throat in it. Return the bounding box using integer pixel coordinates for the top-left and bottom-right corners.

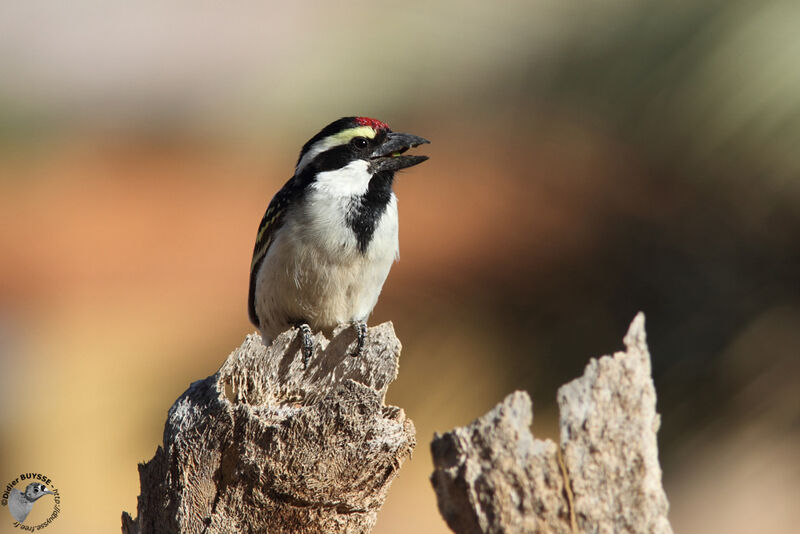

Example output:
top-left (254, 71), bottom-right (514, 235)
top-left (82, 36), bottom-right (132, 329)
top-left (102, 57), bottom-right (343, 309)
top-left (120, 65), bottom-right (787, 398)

top-left (309, 160), bottom-right (372, 197)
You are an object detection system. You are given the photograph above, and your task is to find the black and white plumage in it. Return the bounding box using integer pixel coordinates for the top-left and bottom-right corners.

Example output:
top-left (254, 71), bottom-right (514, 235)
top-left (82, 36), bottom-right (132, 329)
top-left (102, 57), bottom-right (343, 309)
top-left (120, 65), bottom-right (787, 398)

top-left (8, 483), bottom-right (53, 523)
top-left (248, 117), bottom-right (428, 359)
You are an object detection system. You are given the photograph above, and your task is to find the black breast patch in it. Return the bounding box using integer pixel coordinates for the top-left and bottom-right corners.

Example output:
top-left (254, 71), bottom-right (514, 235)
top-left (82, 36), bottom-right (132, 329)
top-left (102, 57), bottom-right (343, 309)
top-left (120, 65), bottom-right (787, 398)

top-left (346, 170), bottom-right (394, 253)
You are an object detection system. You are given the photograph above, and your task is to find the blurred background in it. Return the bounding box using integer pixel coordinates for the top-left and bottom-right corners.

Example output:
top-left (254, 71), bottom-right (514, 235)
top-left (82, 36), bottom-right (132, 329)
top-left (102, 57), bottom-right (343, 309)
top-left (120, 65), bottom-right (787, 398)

top-left (1, 0), bottom-right (799, 532)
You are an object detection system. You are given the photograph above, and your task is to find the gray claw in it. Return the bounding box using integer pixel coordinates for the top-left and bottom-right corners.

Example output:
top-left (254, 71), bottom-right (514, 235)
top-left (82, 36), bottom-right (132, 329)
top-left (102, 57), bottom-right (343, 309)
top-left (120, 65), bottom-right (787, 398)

top-left (299, 323), bottom-right (313, 368)
top-left (351, 321), bottom-right (367, 357)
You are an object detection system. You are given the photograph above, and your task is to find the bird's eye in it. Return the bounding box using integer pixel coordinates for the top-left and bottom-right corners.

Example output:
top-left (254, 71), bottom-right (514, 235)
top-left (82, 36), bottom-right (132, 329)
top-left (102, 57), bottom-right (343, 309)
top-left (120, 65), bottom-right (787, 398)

top-left (351, 137), bottom-right (369, 149)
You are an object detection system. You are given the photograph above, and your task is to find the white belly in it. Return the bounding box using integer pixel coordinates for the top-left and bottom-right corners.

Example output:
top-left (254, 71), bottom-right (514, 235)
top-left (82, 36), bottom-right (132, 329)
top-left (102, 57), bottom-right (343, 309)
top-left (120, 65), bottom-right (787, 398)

top-left (254, 193), bottom-right (399, 342)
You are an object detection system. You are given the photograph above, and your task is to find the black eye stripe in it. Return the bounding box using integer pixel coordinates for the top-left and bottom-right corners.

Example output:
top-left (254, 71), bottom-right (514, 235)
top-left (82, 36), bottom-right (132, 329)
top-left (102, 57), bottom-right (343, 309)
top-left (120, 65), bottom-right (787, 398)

top-left (305, 145), bottom-right (359, 175)
top-left (297, 127), bottom-right (391, 178)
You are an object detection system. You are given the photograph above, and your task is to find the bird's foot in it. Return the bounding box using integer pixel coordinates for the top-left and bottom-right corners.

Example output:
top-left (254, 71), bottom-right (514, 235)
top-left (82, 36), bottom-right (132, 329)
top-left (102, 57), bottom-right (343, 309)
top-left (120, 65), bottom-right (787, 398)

top-left (298, 323), bottom-right (314, 368)
top-left (351, 321), bottom-right (367, 357)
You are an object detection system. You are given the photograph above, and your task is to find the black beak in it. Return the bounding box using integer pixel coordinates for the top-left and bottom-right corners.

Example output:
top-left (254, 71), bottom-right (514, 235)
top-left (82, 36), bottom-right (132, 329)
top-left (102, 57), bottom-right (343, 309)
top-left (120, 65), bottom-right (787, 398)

top-left (369, 132), bottom-right (430, 173)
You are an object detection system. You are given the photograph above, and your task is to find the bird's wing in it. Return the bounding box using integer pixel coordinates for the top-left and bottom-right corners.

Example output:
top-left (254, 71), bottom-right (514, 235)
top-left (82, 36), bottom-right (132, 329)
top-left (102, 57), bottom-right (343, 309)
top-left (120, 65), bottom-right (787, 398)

top-left (248, 177), bottom-right (301, 327)
top-left (9, 489), bottom-right (32, 523)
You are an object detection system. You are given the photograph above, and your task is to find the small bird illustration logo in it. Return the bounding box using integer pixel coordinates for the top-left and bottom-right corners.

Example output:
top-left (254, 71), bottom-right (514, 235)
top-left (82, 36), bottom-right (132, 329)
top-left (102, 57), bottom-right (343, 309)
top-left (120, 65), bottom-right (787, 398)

top-left (8, 483), bottom-right (53, 523)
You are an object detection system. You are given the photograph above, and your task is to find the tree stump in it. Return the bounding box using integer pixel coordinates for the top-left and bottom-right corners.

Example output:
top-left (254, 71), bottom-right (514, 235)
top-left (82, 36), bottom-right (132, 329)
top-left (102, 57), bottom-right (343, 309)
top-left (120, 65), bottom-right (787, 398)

top-left (430, 313), bottom-right (672, 534)
top-left (122, 322), bottom-right (415, 534)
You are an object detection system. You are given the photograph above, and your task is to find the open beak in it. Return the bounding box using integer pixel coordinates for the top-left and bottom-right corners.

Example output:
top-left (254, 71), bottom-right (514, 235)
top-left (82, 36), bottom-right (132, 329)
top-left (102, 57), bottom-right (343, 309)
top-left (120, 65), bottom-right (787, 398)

top-left (369, 132), bottom-right (430, 173)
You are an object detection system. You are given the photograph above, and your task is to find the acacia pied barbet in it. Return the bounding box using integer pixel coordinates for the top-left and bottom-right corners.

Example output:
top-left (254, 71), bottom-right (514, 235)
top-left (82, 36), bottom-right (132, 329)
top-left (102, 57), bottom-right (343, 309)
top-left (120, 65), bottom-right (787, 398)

top-left (248, 117), bottom-right (429, 365)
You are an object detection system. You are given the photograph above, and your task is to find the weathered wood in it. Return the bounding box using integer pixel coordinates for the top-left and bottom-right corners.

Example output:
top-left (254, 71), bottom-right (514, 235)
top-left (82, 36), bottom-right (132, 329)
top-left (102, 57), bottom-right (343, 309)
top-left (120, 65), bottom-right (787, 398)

top-left (122, 322), bottom-right (415, 534)
top-left (430, 313), bottom-right (672, 534)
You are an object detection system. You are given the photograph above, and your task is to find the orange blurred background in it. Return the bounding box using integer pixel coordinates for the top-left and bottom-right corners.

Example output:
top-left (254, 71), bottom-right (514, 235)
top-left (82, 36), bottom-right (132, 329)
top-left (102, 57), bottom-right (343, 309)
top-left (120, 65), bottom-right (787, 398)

top-left (1, 2), bottom-right (799, 533)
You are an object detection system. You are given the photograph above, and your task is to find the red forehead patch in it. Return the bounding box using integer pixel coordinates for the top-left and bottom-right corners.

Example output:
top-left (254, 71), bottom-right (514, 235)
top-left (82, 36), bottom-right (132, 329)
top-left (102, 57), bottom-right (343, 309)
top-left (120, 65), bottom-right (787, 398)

top-left (356, 117), bottom-right (390, 131)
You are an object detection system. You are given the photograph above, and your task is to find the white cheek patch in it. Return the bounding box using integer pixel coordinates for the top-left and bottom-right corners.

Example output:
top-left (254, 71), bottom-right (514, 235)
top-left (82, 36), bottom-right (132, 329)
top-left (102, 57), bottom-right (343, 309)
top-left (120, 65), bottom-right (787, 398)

top-left (310, 159), bottom-right (372, 197)
top-left (296, 126), bottom-right (376, 174)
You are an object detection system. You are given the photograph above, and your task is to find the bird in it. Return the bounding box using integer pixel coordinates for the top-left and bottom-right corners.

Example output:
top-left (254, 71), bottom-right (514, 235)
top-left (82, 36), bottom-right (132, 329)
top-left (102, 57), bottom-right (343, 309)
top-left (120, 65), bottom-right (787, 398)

top-left (8, 483), bottom-right (53, 523)
top-left (248, 116), bottom-right (429, 365)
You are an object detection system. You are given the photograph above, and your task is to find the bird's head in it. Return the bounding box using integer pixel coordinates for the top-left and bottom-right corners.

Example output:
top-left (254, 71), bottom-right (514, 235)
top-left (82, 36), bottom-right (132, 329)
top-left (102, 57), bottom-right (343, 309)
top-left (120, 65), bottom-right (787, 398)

top-left (294, 117), bottom-right (429, 189)
top-left (24, 483), bottom-right (53, 502)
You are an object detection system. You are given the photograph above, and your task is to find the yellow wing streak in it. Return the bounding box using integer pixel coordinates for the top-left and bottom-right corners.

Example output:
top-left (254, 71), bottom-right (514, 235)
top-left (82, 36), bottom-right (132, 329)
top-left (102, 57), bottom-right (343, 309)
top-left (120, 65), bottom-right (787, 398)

top-left (250, 209), bottom-right (282, 270)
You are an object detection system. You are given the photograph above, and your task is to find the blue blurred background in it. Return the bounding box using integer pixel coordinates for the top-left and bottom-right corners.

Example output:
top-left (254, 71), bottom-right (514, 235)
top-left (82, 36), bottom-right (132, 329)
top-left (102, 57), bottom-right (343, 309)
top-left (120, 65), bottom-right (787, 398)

top-left (1, 1), bottom-right (799, 532)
